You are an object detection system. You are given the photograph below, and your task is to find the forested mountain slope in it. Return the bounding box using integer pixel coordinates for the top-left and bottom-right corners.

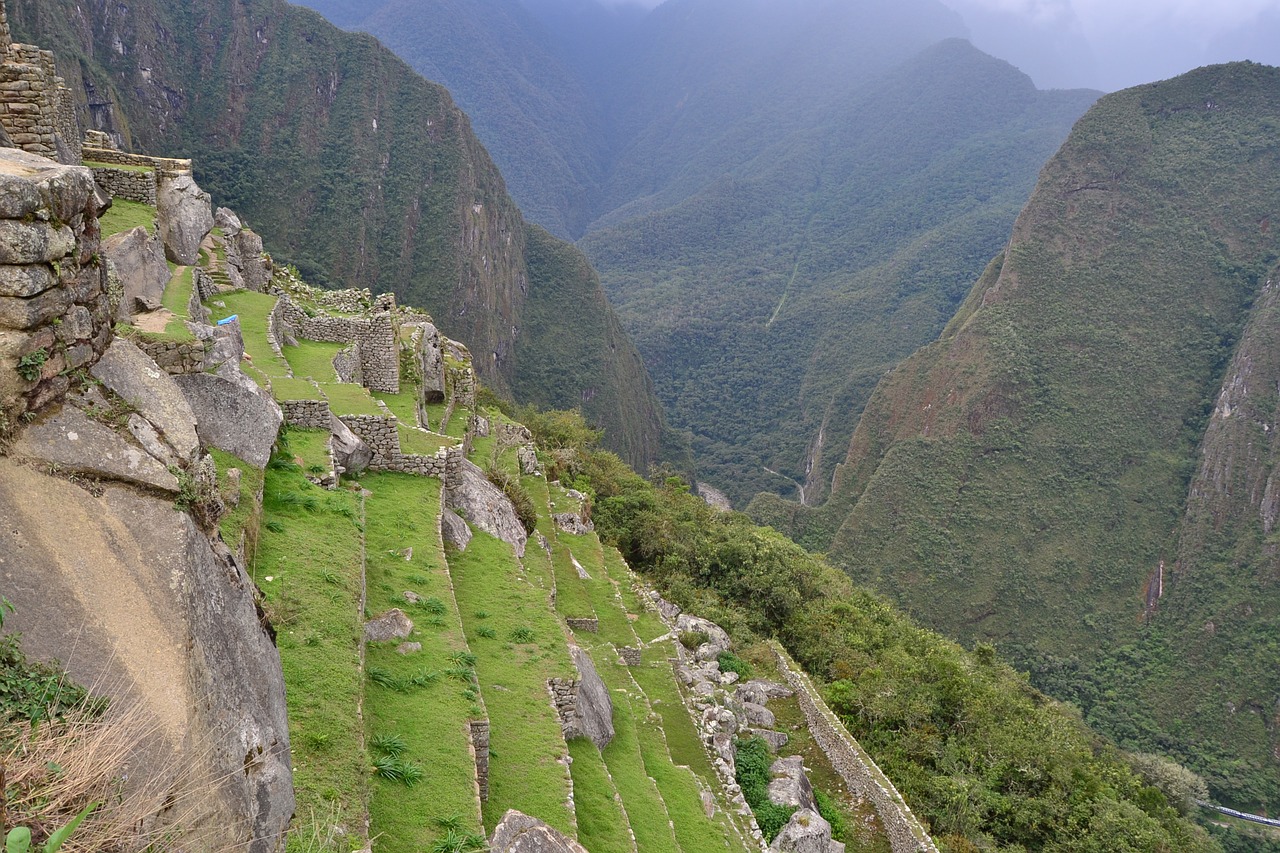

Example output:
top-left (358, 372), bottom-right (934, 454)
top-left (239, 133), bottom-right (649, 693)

top-left (298, 0), bottom-right (1098, 505)
top-left (753, 62), bottom-right (1280, 809)
top-left (9, 0), bottom-right (680, 469)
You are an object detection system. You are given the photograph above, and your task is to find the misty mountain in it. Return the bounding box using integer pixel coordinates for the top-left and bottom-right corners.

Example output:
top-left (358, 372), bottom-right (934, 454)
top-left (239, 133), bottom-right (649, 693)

top-left (754, 61), bottom-right (1280, 809)
top-left (298, 0), bottom-right (1098, 506)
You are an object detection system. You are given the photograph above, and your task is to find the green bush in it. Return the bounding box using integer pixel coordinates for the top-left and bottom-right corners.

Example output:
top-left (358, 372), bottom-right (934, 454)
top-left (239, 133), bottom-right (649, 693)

top-left (734, 736), bottom-right (796, 841)
top-left (716, 652), bottom-right (751, 679)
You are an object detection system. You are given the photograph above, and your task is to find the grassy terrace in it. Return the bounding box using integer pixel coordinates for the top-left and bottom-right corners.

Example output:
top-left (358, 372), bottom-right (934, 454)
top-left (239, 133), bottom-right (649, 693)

top-left (323, 383), bottom-right (383, 417)
top-left (285, 427), bottom-right (332, 474)
top-left (208, 448), bottom-right (263, 556)
top-left (740, 648), bottom-right (891, 853)
top-left (398, 424), bottom-right (452, 456)
top-left (537, 466), bottom-right (757, 853)
top-left (374, 390), bottom-right (420, 425)
top-left (254, 457), bottom-right (367, 852)
top-left (285, 339), bottom-right (344, 382)
top-left (447, 529), bottom-right (577, 836)
top-left (362, 473), bottom-right (485, 853)
top-left (156, 264), bottom-right (196, 341)
top-left (207, 290), bottom-right (291, 381)
top-left (98, 198), bottom-right (156, 237)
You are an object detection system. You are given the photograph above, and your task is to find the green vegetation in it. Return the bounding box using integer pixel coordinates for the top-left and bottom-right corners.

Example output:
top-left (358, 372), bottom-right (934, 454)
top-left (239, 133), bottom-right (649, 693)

top-left (321, 383), bottom-right (382, 417)
top-left (398, 425), bottom-right (450, 456)
top-left (520, 407), bottom-right (1220, 853)
top-left (97, 199), bottom-right (156, 237)
top-left (208, 447), bottom-right (264, 551)
top-left (362, 473), bottom-right (483, 853)
top-left (158, 265), bottom-right (196, 340)
top-left (566, 738), bottom-right (633, 853)
top-left (254, 451), bottom-right (367, 851)
top-left (206, 290), bottom-right (290, 379)
top-left (284, 340), bottom-right (343, 382)
top-left (753, 62), bottom-right (1280, 811)
top-left (447, 530), bottom-right (575, 834)
top-left (736, 736), bottom-right (796, 841)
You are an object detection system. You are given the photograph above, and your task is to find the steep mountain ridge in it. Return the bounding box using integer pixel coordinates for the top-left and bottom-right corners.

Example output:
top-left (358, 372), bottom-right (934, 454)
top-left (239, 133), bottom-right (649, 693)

top-left (754, 61), bottom-right (1280, 807)
top-left (9, 0), bottom-right (680, 470)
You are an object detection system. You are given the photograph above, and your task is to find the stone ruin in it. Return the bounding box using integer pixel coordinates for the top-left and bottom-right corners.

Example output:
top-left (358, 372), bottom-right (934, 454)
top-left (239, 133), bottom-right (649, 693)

top-left (0, 6), bottom-right (79, 165)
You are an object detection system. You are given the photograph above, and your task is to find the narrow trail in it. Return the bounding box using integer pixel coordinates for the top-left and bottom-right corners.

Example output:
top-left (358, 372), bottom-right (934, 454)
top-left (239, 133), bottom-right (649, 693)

top-left (763, 466), bottom-right (806, 506)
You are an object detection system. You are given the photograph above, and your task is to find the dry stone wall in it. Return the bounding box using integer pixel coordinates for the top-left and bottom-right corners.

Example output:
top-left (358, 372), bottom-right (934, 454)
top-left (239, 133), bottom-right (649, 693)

top-left (90, 165), bottom-right (156, 205)
top-left (337, 414), bottom-right (462, 482)
top-left (768, 643), bottom-right (939, 853)
top-left (565, 618), bottom-right (599, 634)
top-left (469, 720), bottom-right (490, 802)
top-left (357, 312), bottom-right (399, 393)
top-left (281, 399), bottom-right (330, 429)
top-left (0, 30), bottom-right (79, 164)
top-left (136, 337), bottom-right (206, 375)
top-left (0, 149), bottom-right (110, 426)
top-left (313, 288), bottom-right (370, 313)
top-left (82, 131), bottom-right (192, 178)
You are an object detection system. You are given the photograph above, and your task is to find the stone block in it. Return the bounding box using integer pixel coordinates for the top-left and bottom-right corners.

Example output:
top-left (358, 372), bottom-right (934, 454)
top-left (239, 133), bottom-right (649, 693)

top-left (0, 264), bottom-right (55, 298)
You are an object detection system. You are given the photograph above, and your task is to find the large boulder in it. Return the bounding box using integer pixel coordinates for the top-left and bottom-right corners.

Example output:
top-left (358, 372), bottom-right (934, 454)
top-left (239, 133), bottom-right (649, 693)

top-left (767, 755), bottom-right (817, 812)
top-left (91, 338), bottom-right (199, 462)
top-left (10, 403), bottom-right (179, 492)
top-left (176, 371), bottom-right (283, 469)
top-left (0, 459), bottom-right (294, 852)
top-left (229, 227), bottom-right (272, 292)
top-left (329, 412), bottom-right (372, 476)
top-left (156, 175), bottom-right (213, 265)
top-left (441, 508), bottom-right (473, 551)
top-left (770, 809), bottom-right (833, 853)
top-left (490, 810), bottom-right (591, 853)
top-left (569, 645), bottom-right (614, 750)
top-left (445, 459), bottom-right (527, 557)
top-left (675, 613), bottom-right (731, 661)
top-left (417, 322), bottom-right (445, 403)
top-left (102, 226), bottom-right (169, 322)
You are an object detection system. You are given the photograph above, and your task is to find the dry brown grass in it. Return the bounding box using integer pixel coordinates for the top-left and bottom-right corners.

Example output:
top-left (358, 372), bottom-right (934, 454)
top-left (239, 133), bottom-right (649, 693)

top-left (0, 704), bottom-right (220, 853)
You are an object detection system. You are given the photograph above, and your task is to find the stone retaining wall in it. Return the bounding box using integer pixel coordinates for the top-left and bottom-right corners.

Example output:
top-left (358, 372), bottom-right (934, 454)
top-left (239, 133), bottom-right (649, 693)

top-left (337, 414), bottom-right (462, 482)
top-left (548, 677), bottom-right (584, 741)
top-left (0, 151), bottom-right (111, 424)
top-left (281, 399), bottom-right (330, 429)
top-left (91, 166), bottom-right (156, 205)
top-left (135, 337), bottom-right (206, 375)
top-left (565, 618), bottom-right (599, 634)
top-left (469, 720), bottom-right (490, 803)
top-left (332, 346), bottom-right (360, 384)
top-left (769, 643), bottom-right (938, 853)
top-left (190, 270), bottom-right (213, 324)
top-left (0, 42), bottom-right (77, 163)
top-left (299, 314), bottom-right (357, 344)
top-left (617, 646), bottom-right (642, 666)
top-left (80, 141), bottom-right (192, 178)
top-left (313, 288), bottom-right (370, 313)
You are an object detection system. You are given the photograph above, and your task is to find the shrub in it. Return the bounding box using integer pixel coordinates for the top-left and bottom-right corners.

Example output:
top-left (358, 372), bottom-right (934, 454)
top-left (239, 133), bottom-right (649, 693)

top-left (483, 468), bottom-right (538, 534)
top-left (735, 736), bottom-right (796, 841)
top-left (509, 627), bottom-right (535, 644)
top-left (716, 651), bottom-right (752, 680)
top-left (678, 631), bottom-right (709, 651)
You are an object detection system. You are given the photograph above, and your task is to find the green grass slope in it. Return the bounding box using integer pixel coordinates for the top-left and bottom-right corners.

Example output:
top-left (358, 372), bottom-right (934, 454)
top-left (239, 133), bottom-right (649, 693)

top-left (756, 62), bottom-right (1280, 808)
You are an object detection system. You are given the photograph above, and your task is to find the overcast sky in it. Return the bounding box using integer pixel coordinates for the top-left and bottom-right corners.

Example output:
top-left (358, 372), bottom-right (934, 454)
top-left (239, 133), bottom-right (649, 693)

top-left (940, 0), bottom-right (1280, 90)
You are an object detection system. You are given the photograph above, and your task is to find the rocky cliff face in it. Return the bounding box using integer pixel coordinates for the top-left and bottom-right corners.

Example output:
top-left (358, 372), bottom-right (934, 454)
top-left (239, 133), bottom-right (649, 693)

top-left (0, 145), bottom-right (293, 850)
top-left (8, 0), bottom-right (681, 471)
